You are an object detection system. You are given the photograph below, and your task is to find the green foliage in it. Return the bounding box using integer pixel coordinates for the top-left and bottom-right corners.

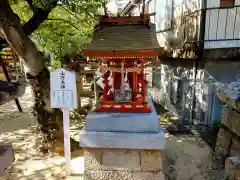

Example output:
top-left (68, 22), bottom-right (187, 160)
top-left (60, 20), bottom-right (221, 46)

top-left (10, 0), bottom-right (105, 66)
top-left (10, 0), bottom-right (33, 23)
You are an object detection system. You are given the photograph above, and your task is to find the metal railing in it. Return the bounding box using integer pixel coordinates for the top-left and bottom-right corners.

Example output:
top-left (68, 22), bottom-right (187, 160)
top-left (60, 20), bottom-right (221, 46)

top-left (183, 5), bottom-right (240, 45)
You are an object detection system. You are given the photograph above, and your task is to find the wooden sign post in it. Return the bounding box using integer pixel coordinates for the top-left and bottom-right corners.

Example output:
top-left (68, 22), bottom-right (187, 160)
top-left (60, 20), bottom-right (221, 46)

top-left (50, 68), bottom-right (77, 175)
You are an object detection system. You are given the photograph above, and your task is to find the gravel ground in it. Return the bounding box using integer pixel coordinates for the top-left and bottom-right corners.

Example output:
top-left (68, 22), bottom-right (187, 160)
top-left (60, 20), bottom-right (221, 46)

top-left (0, 86), bottom-right (85, 180)
top-left (163, 131), bottom-right (225, 180)
top-left (0, 86), bottom-right (226, 180)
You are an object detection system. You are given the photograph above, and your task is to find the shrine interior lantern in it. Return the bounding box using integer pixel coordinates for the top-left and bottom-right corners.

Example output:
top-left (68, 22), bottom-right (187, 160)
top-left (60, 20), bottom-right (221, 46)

top-left (84, 15), bottom-right (163, 113)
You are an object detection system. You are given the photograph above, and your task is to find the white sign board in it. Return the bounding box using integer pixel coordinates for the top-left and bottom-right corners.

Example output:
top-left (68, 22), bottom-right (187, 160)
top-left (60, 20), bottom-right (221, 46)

top-left (50, 68), bottom-right (78, 175)
top-left (50, 68), bottom-right (77, 109)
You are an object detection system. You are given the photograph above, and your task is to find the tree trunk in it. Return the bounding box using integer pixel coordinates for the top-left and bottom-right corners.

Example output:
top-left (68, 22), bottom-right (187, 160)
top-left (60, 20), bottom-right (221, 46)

top-left (0, 0), bottom-right (79, 153)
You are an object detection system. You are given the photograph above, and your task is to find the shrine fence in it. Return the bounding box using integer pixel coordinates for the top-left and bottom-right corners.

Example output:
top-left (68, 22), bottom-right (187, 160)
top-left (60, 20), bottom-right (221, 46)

top-left (147, 67), bottom-right (222, 128)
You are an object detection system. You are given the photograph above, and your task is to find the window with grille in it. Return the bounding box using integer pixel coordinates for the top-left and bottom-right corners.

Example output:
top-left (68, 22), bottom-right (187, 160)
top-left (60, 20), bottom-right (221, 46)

top-left (220, 0), bottom-right (235, 7)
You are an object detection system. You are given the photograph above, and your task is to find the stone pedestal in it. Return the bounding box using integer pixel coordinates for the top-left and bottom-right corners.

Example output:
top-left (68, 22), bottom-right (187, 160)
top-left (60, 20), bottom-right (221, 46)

top-left (215, 127), bottom-right (233, 168)
top-left (215, 102), bottom-right (240, 174)
top-left (79, 99), bottom-right (165, 180)
top-left (221, 105), bottom-right (240, 136)
top-left (84, 148), bottom-right (164, 180)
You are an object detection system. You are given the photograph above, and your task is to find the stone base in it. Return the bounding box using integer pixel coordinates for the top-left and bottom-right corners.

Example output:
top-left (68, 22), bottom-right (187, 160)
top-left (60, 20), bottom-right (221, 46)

top-left (225, 157), bottom-right (240, 180)
top-left (80, 96), bottom-right (165, 179)
top-left (83, 148), bottom-right (165, 180)
top-left (79, 130), bottom-right (165, 150)
top-left (230, 137), bottom-right (240, 157)
top-left (215, 128), bottom-right (233, 156)
top-left (221, 106), bottom-right (240, 136)
top-left (215, 127), bottom-right (233, 168)
top-left (83, 98), bottom-right (160, 133)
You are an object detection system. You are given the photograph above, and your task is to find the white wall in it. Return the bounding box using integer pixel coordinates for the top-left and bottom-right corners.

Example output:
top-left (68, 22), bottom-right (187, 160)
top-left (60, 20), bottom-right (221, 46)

top-left (132, 5), bottom-right (141, 16)
top-left (153, 0), bottom-right (202, 50)
top-left (204, 0), bottom-right (240, 49)
top-left (117, 0), bottom-right (240, 50)
top-left (152, 0), bottom-right (240, 50)
top-left (105, 0), bottom-right (118, 14)
top-left (115, 0), bottom-right (129, 12)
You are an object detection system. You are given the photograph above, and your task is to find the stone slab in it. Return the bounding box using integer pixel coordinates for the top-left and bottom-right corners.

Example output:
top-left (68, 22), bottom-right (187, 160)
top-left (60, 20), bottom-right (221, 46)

top-left (230, 110), bottom-right (240, 136)
top-left (215, 127), bottom-right (233, 156)
top-left (84, 98), bottom-right (160, 133)
top-left (83, 148), bottom-right (165, 180)
top-left (84, 148), bottom-right (163, 172)
top-left (225, 157), bottom-right (240, 180)
top-left (102, 149), bottom-right (140, 171)
top-left (79, 130), bottom-right (165, 150)
top-left (140, 150), bottom-right (163, 172)
top-left (0, 144), bottom-right (15, 176)
top-left (221, 105), bottom-right (231, 129)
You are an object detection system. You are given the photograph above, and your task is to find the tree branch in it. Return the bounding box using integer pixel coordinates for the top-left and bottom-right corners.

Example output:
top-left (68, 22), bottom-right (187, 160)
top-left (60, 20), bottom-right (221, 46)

top-left (22, 0), bottom-right (58, 35)
top-left (0, 0), bottom-right (58, 49)
top-left (58, 4), bottom-right (98, 20)
top-left (47, 18), bottom-right (81, 31)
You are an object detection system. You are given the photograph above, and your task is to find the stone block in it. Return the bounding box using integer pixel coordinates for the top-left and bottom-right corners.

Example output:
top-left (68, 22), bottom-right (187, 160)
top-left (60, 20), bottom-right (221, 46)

top-left (231, 110), bottom-right (240, 136)
top-left (230, 137), bottom-right (240, 158)
top-left (84, 99), bottom-right (160, 133)
top-left (132, 171), bottom-right (165, 180)
top-left (84, 170), bottom-right (114, 180)
top-left (221, 105), bottom-right (231, 129)
top-left (215, 128), bottom-right (233, 156)
top-left (113, 171), bottom-right (133, 180)
top-left (140, 150), bottom-right (162, 172)
top-left (232, 137), bottom-right (240, 151)
top-left (225, 157), bottom-right (240, 180)
top-left (102, 149), bottom-right (140, 171)
top-left (79, 130), bottom-right (165, 150)
top-left (84, 148), bottom-right (102, 170)
top-left (0, 144), bottom-right (15, 176)
top-left (215, 128), bottom-right (233, 168)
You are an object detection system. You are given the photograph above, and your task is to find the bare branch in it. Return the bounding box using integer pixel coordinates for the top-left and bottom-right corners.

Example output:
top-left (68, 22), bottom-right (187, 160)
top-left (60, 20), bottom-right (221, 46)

top-left (58, 4), bottom-right (98, 20)
top-left (0, 0), bottom-right (58, 49)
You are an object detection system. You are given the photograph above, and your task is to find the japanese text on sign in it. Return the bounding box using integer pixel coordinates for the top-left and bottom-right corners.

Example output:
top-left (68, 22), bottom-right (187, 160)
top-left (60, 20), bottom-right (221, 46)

top-left (50, 68), bottom-right (77, 109)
